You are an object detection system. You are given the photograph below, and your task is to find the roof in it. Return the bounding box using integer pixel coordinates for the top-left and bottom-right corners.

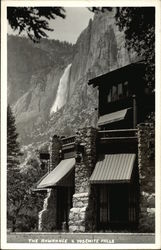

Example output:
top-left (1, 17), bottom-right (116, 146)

top-left (90, 154), bottom-right (136, 184)
top-left (98, 108), bottom-right (130, 126)
top-left (32, 172), bottom-right (49, 192)
top-left (37, 158), bottom-right (75, 189)
top-left (88, 61), bottom-right (145, 87)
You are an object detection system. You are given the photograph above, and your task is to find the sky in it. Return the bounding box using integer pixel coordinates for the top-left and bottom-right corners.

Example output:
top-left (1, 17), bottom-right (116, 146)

top-left (8, 7), bottom-right (94, 44)
top-left (46, 8), bottom-right (94, 43)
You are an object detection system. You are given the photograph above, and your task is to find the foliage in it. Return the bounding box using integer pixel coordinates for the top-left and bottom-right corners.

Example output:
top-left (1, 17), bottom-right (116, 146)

top-left (7, 105), bottom-right (46, 231)
top-left (7, 154), bottom-right (46, 232)
top-left (7, 105), bottom-right (21, 169)
top-left (7, 7), bottom-right (65, 42)
top-left (88, 7), bottom-right (113, 13)
top-left (7, 105), bottom-right (22, 231)
top-left (115, 7), bottom-right (155, 90)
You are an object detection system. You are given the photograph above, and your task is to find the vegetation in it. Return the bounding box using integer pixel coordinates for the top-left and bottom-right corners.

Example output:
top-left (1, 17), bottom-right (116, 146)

top-left (7, 105), bottom-right (22, 231)
top-left (7, 105), bottom-right (21, 170)
top-left (115, 7), bottom-right (155, 91)
top-left (7, 105), bottom-right (46, 231)
top-left (7, 7), bottom-right (65, 42)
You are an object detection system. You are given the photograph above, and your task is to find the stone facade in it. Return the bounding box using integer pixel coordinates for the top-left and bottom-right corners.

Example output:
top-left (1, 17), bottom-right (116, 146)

top-left (137, 123), bottom-right (155, 232)
top-left (38, 189), bottom-right (57, 231)
top-left (69, 127), bottom-right (97, 232)
top-left (38, 124), bottom-right (155, 233)
top-left (49, 135), bottom-right (62, 171)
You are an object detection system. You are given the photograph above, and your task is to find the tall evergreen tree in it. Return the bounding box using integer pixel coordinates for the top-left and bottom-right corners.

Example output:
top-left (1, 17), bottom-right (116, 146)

top-left (7, 105), bottom-right (46, 232)
top-left (7, 105), bottom-right (21, 170)
top-left (7, 105), bottom-right (22, 231)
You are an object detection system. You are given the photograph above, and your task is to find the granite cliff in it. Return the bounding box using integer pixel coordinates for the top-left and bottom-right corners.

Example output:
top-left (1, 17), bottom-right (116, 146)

top-left (8, 10), bottom-right (139, 147)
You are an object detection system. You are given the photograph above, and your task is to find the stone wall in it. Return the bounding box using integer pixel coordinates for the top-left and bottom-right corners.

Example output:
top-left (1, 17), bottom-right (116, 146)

top-left (69, 127), bottom-right (97, 232)
top-left (49, 135), bottom-right (62, 171)
top-left (137, 123), bottom-right (155, 232)
top-left (38, 189), bottom-right (57, 231)
top-left (38, 135), bottom-right (62, 231)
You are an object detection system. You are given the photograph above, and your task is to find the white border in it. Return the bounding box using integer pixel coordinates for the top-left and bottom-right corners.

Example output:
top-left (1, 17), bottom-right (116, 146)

top-left (1, 0), bottom-right (161, 249)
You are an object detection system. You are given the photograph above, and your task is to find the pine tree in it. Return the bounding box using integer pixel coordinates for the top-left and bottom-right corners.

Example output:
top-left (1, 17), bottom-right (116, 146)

top-left (7, 105), bottom-right (22, 231)
top-left (7, 105), bottom-right (45, 232)
top-left (7, 105), bottom-right (21, 170)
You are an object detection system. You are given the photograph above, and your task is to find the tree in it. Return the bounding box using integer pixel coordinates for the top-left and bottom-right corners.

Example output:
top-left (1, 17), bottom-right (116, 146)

top-left (7, 105), bottom-right (21, 170)
top-left (89, 7), bottom-right (155, 90)
top-left (7, 106), bottom-right (47, 231)
top-left (115, 7), bottom-right (155, 90)
top-left (7, 7), bottom-right (65, 42)
top-left (10, 157), bottom-right (46, 232)
top-left (7, 105), bottom-right (22, 231)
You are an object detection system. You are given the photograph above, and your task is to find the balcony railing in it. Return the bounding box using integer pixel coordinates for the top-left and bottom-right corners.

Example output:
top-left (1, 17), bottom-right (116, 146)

top-left (98, 129), bottom-right (137, 142)
top-left (61, 135), bottom-right (76, 150)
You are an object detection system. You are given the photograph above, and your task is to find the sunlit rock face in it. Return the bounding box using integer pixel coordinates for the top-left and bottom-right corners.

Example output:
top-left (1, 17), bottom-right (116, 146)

top-left (68, 10), bottom-right (138, 99)
top-left (8, 9), bottom-right (139, 145)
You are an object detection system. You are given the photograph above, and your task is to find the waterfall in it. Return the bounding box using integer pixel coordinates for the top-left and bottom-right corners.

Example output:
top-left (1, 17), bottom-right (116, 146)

top-left (50, 64), bottom-right (71, 115)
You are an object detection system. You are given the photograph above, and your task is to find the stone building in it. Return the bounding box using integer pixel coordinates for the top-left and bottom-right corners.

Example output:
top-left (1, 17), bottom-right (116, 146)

top-left (35, 61), bottom-right (155, 233)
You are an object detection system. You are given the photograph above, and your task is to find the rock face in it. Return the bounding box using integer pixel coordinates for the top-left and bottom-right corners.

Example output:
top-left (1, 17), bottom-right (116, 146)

top-left (8, 35), bottom-right (74, 144)
top-left (8, 36), bottom-right (73, 105)
top-left (8, 10), bottom-right (139, 146)
top-left (68, 10), bottom-right (138, 98)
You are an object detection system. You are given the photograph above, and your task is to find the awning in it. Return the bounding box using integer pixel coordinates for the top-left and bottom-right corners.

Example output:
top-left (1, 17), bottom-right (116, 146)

top-left (98, 108), bottom-right (130, 126)
top-left (37, 158), bottom-right (75, 189)
top-left (90, 154), bottom-right (136, 184)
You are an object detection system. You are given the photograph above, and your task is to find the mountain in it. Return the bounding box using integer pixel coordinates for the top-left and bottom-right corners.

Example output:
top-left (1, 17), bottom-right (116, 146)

top-left (8, 35), bottom-right (74, 144)
top-left (8, 10), bottom-right (139, 148)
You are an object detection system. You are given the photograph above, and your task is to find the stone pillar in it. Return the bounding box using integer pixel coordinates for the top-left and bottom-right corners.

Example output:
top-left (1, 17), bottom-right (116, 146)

top-left (49, 135), bottom-right (62, 171)
top-left (38, 189), bottom-right (57, 231)
top-left (137, 123), bottom-right (155, 232)
top-left (69, 127), bottom-right (97, 232)
top-left (39, 135), bottom-right (62, 231)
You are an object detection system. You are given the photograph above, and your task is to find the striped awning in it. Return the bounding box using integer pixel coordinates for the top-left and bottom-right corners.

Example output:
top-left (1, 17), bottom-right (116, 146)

top-left (98, 108), bottom-right (130, 126)
top-left (37, 158), bottom-right (75, 189)
top-left (90, 154), bottom-right (136, 184)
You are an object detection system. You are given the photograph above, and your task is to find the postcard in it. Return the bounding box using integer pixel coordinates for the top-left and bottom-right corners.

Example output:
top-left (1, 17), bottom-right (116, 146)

top-left (1, 0), bottom-right (161, 249)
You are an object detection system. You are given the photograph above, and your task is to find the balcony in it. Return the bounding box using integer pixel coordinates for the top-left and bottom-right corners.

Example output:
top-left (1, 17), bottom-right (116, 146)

top-left (98, 129), bottom-right (138, 144)
top-left (61, 135), bottom-right (76, 151)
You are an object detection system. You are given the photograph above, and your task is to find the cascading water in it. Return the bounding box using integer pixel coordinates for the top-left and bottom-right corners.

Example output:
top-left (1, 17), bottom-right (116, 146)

top-left (50, 63), bottom-right (72, 115)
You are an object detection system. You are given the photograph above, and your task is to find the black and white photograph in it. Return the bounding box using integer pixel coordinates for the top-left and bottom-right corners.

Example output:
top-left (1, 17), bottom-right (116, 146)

top-left (1, 0), bottom-right (161, 249)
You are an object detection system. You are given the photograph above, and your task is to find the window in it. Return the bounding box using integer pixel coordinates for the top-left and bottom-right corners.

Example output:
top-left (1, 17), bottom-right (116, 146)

top-left (118, 83), bottom-right (123, 98)
top-left (97, 183), bottom-right (138, 230)
top-left (107, 89), bottom-right (112, 102)
top-left (112, 86), bottom-right (117, 101)
top-left (107, 81), bottom-right (129, 103)
top-left (123, 81), bottom-right (129, 97)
